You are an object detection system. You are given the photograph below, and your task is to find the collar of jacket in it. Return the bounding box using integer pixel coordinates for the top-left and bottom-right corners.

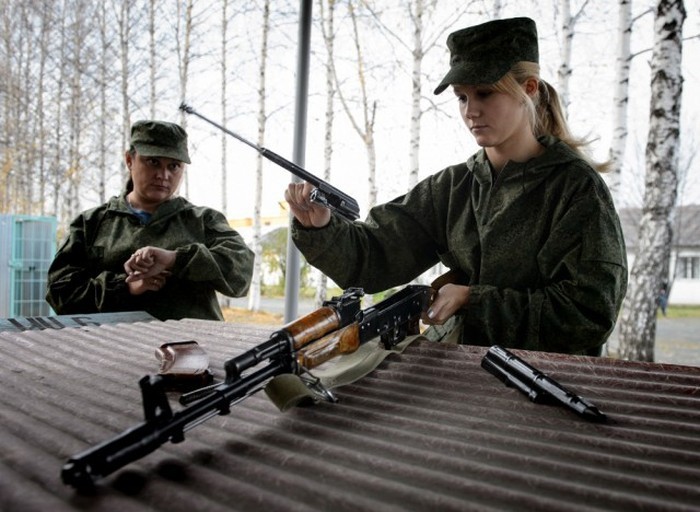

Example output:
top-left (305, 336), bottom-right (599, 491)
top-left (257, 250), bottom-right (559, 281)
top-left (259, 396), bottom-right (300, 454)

top-left (109, 193), bottom-right (192, 221)
top-left (466, 135), bottom-right (581, 186)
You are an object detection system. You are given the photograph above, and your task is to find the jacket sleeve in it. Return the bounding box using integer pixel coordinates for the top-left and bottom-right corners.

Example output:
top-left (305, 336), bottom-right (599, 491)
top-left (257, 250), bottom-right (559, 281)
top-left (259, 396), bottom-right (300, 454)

top-left (462, 183), bottom-right (628, 355)
top-left (45, 214), bottom-right (133, 314)
top-left (170, 209), bottom-right (254, 298)
top-left (292, 179), bottom-right (443, 293)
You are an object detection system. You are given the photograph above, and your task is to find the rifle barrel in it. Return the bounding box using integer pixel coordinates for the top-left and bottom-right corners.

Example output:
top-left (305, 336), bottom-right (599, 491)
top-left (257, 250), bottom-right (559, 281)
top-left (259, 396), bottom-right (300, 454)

top-left (179, 103), bottom-right (360, 220)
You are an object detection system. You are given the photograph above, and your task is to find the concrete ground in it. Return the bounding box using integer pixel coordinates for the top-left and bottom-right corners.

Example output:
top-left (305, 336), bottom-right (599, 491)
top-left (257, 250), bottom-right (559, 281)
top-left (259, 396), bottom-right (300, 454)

top-left (606, 317), bottom-right (700, 367)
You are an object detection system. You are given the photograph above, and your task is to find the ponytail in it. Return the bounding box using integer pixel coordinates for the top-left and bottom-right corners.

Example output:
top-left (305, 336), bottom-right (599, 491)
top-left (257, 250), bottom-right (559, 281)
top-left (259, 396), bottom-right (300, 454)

top-left (495, 62), bottom-right (608, 172)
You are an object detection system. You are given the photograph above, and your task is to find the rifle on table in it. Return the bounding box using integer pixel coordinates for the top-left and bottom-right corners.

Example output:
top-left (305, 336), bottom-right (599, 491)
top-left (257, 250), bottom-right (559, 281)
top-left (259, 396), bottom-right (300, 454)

top-left (481, 345), bottom-right (607, 423)
top-left (61, 285), bottom-right (432, 489)
top-left (179, 102), bottom-right (360, 221)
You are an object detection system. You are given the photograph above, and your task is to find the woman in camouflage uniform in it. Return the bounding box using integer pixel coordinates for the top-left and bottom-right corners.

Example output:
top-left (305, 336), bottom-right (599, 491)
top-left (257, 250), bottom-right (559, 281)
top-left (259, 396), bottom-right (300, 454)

top-left (285, 17), bottom-right (627, 355)
top-left (46, 120), bottom-right (254, 321)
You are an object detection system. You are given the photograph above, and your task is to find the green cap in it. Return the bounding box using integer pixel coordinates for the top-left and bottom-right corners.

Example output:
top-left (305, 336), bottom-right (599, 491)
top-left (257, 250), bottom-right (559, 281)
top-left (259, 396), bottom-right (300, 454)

top-left (130, 120), bottom-right (191, 164)
top-left (433, 17), bottom-right (539, 95)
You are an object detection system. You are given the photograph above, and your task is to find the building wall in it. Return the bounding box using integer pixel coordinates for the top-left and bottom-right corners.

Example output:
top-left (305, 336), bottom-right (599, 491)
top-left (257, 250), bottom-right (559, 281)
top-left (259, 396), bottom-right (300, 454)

top-left (626, 251), bottom-right (700, 306)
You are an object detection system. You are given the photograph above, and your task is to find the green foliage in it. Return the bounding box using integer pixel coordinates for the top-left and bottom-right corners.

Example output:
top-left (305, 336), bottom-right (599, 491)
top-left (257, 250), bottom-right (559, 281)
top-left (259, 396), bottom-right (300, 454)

top-left (260, 227), bottom-right (311, 289)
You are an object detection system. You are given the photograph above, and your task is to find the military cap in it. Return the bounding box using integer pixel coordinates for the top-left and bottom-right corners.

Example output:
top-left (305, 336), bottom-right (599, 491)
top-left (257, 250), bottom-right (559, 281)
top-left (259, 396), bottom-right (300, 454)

top-left (130, 120), bottom-right (191, 164)
top-left (434, 17), bottom-right (539, 95)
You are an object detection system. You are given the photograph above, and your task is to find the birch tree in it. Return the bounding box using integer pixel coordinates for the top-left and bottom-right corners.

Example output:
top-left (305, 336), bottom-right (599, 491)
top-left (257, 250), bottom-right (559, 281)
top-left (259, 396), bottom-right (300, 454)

top-left (220, 0), bottom-right (230, 218)
top-left (35, 2), bottom-right (52, 214)
top-left (555, 0), bottom-right (591, 114)
top-left (617, 0), bottom-right (685, 362)
top-left (49, 1), bottom-right (68, 219)
top-left (64, 0), bottom-right (94, 220)
top-left (556, 0), bottom-right (574, 113)
top-left (97, 1), bottom-right (110, 204)
top-left (606, 0), bottom-right (633, 203)
top-left (340, 1), bottom-right (378, 208)
top-left (248, 0), bottom-right (271, 313)
top-left (406, 0), bottom-right (425, 190)
top-left (149, 0), bottom-right (158, 119)
top-left (314, 0), bottom-right (338, 306)
top-left (177, 0), bottom-right (194, 197)
top-left (8, 2), bottom-right (33, 211)
top-left (118, 0), bottom-right (132, 151)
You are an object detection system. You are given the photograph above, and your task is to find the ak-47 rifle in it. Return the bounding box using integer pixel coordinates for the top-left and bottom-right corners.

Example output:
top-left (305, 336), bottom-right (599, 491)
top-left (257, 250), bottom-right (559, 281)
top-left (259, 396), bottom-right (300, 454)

top-left (179, 102), bottom-right (360, 221)
top-left (61, 285), bottom-right (432, 489)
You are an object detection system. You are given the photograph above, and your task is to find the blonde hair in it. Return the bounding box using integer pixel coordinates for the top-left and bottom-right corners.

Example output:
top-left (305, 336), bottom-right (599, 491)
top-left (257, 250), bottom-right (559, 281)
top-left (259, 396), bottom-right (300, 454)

top-left (492, 62), bottom-right (608, 172)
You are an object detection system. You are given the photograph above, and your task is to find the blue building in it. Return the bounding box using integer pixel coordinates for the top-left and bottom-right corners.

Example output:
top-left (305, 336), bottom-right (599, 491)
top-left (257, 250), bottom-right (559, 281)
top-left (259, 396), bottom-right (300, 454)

top-left (0, 214), bottom-right (57, 317)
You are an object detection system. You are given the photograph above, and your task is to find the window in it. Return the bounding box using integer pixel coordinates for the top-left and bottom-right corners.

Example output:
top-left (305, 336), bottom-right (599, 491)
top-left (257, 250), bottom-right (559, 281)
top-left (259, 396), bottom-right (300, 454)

top-left (676, 256), bottom-right (700, 279)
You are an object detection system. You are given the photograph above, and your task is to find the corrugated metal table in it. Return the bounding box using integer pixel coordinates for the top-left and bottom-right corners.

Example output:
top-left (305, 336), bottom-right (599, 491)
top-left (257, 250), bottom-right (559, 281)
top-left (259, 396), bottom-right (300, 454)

top-left (1, 317), bottom-right (699, 511)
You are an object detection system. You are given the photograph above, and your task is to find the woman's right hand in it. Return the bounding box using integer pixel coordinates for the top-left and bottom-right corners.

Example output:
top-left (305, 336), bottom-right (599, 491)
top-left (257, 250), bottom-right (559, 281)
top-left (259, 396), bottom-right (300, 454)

top-left (285, 182), bottom-right (331, 228)
top-left (422, 283), bottom-right (470, 325)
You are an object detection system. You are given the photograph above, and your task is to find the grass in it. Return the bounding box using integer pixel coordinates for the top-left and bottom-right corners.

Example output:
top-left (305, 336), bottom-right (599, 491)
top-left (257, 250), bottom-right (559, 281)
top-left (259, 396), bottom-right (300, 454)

top-left (223, 303), bottom-right (700, 326)
top-left (222, 307), bottom-right (283, 326)
top-left (662, 305), bottom-right (700, 319)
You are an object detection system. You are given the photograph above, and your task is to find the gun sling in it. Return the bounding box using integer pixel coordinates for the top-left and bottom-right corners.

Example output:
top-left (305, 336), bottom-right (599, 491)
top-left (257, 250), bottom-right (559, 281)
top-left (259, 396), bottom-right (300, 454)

top-left (265, 334), bottom-right (425, 411)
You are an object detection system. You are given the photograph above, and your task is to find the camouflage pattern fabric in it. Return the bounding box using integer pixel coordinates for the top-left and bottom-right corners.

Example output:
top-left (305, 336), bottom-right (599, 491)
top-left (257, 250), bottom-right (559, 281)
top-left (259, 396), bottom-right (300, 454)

top-left (293, 136), bottom-right (628, 355)
top-left (46, 193), bottom-right (254, 321)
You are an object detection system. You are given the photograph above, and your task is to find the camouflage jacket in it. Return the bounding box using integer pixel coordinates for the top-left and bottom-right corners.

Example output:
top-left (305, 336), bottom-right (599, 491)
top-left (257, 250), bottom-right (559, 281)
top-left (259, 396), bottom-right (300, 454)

top-left (46, 193), bottom-right (254, 321)
top-left (292, 136), bottom-right (628, 355)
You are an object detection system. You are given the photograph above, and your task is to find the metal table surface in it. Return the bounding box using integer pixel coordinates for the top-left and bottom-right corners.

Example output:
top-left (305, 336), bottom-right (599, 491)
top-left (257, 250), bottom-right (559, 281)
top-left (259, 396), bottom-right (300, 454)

top-left (1, 317), bottom-right (699, 511)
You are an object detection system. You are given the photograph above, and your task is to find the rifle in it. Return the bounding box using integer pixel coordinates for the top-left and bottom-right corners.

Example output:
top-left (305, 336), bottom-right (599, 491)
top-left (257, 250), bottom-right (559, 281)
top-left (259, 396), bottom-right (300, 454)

top-left (61, 285), bottom-right (432, 488)
top-left (179, 102), bottom-right (360, 221)
top-left (481, 345), bottom-right (607, 423)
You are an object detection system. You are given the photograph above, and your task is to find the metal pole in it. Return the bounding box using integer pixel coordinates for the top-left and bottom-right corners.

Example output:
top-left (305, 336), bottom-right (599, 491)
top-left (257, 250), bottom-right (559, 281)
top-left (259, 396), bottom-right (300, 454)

top-left (284, 0), bottom-right (312, 323)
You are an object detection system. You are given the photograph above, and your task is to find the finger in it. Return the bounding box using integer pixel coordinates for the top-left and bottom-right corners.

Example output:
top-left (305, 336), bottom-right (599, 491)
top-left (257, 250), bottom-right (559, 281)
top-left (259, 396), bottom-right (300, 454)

top-left (295, 183), bottom-right (312, 209)
top-left (427, 289), bottom-right (439, 319)
top-left (285, 184), bottom-right (304, 209)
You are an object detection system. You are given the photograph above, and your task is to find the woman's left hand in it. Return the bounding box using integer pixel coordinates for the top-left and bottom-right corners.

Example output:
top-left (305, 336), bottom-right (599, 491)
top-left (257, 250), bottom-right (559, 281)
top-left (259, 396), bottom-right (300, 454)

top-left (126, 271), bottom-right (171, 295)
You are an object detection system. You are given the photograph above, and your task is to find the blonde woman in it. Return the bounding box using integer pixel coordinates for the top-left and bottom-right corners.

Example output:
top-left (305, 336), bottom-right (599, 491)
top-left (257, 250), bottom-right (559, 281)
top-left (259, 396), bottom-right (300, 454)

top-left (285, 17), bottom-right (627, 355)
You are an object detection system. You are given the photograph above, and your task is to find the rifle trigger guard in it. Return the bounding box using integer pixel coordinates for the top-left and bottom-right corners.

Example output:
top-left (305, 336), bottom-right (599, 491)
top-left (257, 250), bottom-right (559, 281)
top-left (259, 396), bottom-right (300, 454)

top-left (300, 367), bottom-right (337, 404)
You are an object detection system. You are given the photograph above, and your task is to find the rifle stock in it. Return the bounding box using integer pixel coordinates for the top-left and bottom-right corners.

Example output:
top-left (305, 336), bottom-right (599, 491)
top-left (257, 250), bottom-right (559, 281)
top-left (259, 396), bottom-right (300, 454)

top-left (297, 322), bottom-right (362, 369)
top-left (299, 285), bottom-right (431, 369)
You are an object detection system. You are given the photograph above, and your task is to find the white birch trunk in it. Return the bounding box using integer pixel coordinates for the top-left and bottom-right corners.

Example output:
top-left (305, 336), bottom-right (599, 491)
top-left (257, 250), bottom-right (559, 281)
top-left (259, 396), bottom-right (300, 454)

top-left (98, 1), bottom-right (108, 203)
top-left (407, 0), bottom-right (423, 190)
top-left (248, 0), bottom-right (270, 313)
top-left (220, 0), bottom-right (229, 218)
top-left (119, 0), bottom-right (131, 156)
top-left (314, 0), bottom-right (337, 307)
top-left (176, 0), bottom-right (193, 197)
top-left (606, 0), bottom-right (633, 203)
top-left (36, 3), bottom-right (51, 214)
top-left (149, 0), bottom-right (156, 119)
top-left (617, 0), bottom-right (685, 362)
top-left (334, 0), bottom-right (376, 305)
top-left (348, 2), bottom-right (377, 209)
top-left (557, 0), bottom-right (573, 114)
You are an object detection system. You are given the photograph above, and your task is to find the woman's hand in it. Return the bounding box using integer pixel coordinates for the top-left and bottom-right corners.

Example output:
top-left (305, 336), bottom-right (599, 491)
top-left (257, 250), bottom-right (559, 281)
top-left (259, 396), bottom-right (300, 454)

top-left (126, 271), bottom-right (171, 295)
top-left (124, 246), bottom-right (176, 283)
top-left (285, 182), bottom-right (331, 228)
top-left (422, 283), bottom-right (470, 325)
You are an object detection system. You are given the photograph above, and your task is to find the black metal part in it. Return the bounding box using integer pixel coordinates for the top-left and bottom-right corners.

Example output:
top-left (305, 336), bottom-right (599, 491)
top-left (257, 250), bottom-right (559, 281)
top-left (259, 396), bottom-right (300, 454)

top-left (179, 103), bottom-right (360, 220)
